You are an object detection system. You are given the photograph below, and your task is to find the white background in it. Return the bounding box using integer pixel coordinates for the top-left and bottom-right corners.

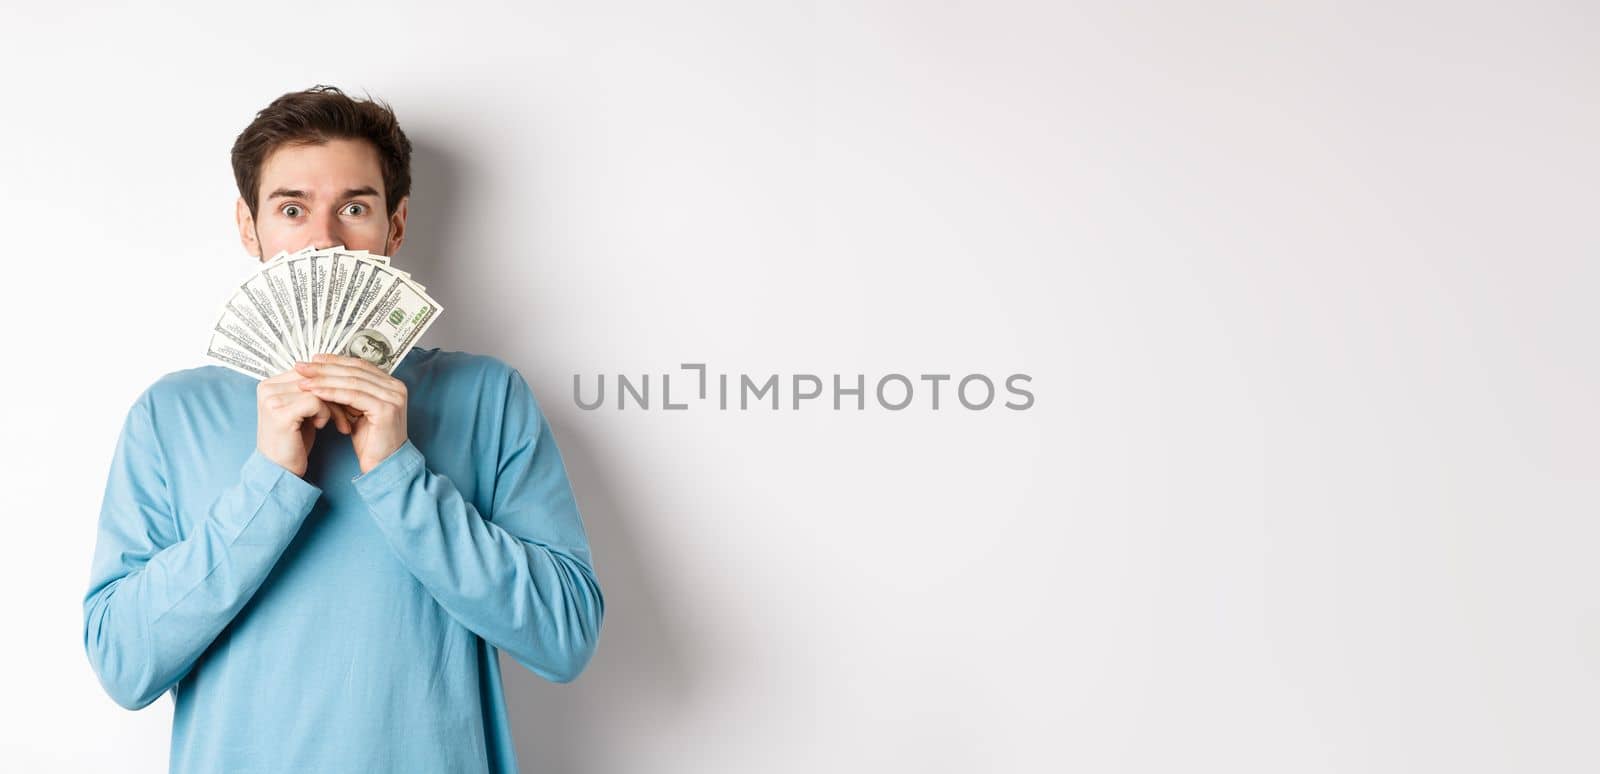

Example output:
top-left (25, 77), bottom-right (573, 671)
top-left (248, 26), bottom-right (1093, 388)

top-left (1, 1), bottom-right (1595, 771)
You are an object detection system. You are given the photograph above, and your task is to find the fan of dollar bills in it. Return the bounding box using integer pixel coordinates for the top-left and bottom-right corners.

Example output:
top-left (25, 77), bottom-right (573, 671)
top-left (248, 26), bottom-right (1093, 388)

top-left (205, 245), bottom-right (443, 379)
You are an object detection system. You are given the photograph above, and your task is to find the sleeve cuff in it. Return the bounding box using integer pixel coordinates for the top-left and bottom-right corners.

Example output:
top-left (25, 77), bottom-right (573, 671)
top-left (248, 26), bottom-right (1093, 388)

top-left (239, 449), bottom-right (323, 517)
top-left (351, 439), bottom-right (426, 497)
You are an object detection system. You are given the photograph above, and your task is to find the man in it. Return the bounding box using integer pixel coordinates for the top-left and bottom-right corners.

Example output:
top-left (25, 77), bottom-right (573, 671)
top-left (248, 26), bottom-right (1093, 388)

top-left (348, 328), bottom-right (396, 367)
top-left (81, 85), bottom-right (604, 773)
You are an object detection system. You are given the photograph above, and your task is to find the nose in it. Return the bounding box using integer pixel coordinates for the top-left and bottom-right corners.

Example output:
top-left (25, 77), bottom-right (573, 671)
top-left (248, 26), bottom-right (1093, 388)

top-left (307, 213), bottom-right (343, 250)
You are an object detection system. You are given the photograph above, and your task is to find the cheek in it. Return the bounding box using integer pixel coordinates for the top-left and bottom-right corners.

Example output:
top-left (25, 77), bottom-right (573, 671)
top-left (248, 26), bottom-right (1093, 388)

top-left (251, 219), bottom-right (293, 255)
top-left (347, 220), bottom-right (392, 252)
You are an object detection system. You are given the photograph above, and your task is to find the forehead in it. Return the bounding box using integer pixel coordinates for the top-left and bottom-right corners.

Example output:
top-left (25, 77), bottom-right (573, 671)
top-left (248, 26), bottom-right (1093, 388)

top-left (258, 137), bottom-right (385, 198)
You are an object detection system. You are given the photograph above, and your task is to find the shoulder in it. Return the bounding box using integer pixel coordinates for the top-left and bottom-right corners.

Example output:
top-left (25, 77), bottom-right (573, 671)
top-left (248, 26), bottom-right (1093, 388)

top-left (136, 363), bottom-right (254, 409)
top-left (400, 346), bottom-right (525, 387)
top-left (109, 363), bottom-right (251, 437)
top-left (401, 346), bottom-right (548, 412)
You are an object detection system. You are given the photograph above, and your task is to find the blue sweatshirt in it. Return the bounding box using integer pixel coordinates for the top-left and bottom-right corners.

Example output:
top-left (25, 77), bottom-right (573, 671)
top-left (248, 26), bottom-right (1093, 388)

top-left (82, 346), bottom-right (604, 773)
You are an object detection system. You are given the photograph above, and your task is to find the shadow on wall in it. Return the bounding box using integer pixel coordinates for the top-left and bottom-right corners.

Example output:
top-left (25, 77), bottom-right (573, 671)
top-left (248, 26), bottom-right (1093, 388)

top-left (405, 135), bottom-right (698, 772)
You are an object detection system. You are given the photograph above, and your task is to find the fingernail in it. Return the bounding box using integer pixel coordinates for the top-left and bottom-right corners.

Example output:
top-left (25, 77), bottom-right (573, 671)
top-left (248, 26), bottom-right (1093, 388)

top-left (298, 379), bottom-right (312, 387)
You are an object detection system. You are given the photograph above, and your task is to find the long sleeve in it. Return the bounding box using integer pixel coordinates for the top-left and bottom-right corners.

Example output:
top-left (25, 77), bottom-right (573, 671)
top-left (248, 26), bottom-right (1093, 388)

top-left (350, 366), bottom-right (604, 684)
top-left (82, 390), bottom-right (323, 710)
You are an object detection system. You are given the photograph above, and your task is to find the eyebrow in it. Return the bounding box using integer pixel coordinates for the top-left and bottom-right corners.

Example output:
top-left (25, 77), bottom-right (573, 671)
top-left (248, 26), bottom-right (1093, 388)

top-left (266, 186), bottom-right (382, 200)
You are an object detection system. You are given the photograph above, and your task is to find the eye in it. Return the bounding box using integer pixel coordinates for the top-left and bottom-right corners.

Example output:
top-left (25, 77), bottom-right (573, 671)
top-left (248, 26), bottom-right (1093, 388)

top-left (280, 204), bottom-right (304, 218)
top-left (342, 202), bottom-right (368, 217)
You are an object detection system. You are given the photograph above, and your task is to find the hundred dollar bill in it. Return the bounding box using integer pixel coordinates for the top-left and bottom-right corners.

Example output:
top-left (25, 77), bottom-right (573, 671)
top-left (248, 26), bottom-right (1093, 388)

top-left (334, 257), bottom-right (413, 351)
top-left (308, 250), bottom-right (329, 357)
top-left (260, 261), bottom-right (306, 361)
top-left (321, 248), bottom-right (384, 353)
top-left (206, 330), bottom-right (275, 379)
top-left (212, 304), bottom-right (292, 372)
top-left (285, 255), bottom-right (314, 361)
top-left (337, 262), bottom-right (409, 349)
top-left (221, 296), bottom-right (296, 369)
top-left (207, 247), bottom-right (440, 378)
top-left (319, 250), bottom-right (354, 353)
top-left (324, 255), bottom-right (384, 356)
top-left (330, 274), bottom-right (442, 373)
top-left (239, 271), bottom-right (297, 363)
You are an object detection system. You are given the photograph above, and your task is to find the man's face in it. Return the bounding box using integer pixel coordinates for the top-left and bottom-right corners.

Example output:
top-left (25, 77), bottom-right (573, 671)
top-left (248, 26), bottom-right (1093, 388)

top-left (236, 137), bottom-right (407, 261)
top-left (352, 333), bottom-right (387, 365)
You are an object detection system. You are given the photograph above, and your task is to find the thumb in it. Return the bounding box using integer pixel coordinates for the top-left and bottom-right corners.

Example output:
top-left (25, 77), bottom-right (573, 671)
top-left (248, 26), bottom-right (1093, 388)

top-left (333, 405), bottom-right (353, 435)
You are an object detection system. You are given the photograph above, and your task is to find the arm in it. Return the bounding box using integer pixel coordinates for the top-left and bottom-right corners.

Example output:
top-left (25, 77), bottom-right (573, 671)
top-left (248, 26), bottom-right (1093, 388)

top-left (81, 391), bottom-right (322, 709)
top-left (349, 367), bottom-right (604, 683)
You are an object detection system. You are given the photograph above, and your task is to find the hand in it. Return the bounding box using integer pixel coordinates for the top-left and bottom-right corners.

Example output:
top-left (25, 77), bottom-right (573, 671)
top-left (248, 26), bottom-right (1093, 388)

top-left (257, 368), bottom-right (353, 478)
top-left (295, 353), bottom-right (409, 474)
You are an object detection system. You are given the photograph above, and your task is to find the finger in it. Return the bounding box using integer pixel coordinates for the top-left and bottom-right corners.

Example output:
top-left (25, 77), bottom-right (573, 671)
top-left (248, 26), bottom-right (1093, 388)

top-left (262, 362), bottom-right (337, 395)
top-left (311, 354), bottom-right (398, 384)
top-left (264, 365), bottom-right (313, 384)
top-left (296, 360), bottom-right (399, 391)
top-left (304, 384), bottom-right (392, 416)
top-left (313, 400), bottom-right (332, 429)
top-left (312, 352), bottom-right (382, 372)
top-left (259, 369), bottom-right (312, 398)
top-left (266, 391), bottom-right (330, 422)
top-left (299, 374), bottom-right (404, 405)
top-left (332, 406), bottom-right (353, 434)
top-left (260, 378), bottom-right (314, 398)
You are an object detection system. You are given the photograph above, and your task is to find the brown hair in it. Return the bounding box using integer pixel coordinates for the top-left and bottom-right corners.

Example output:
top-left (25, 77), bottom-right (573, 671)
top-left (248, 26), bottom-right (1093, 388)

top-left (231, 85), bottom-right (412, 218)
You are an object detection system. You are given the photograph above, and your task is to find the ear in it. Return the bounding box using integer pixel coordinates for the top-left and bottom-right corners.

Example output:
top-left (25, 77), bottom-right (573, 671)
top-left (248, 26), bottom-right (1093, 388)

top-left (385, 195), bottom-right (408, 257)
top-left (235, 197), bottom-right (262, 259)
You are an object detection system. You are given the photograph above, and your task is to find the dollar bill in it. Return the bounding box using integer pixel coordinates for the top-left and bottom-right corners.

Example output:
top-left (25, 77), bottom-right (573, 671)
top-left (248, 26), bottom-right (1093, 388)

top-left (205, 247), bottom-right (443, 379)
top-left (329, 272), bottom-right (442, 373)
